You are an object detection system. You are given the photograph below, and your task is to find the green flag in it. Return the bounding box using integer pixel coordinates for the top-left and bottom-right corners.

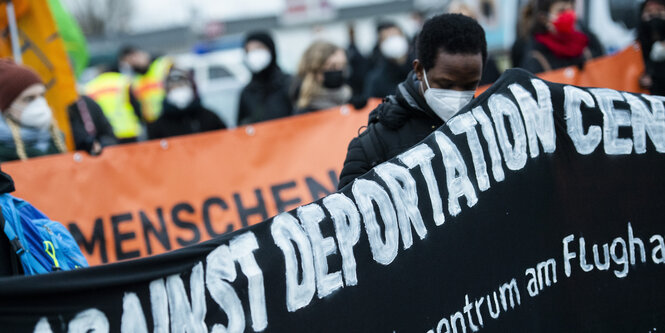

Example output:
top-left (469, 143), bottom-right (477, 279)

top-left (47, 0), bottom-right (89, 77)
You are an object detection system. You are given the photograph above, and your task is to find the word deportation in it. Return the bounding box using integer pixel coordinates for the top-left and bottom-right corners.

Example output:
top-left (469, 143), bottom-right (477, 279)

top-left (33, 78), bottom-right (665, 332)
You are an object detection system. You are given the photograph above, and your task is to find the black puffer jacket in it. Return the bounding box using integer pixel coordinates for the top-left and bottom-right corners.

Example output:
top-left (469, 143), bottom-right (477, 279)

top-left (338, 71), bottom-right (443, 190)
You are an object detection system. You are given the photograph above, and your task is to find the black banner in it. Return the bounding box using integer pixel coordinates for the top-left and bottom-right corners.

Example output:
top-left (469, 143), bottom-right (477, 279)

top-left (2, 68), bottom-right (665, 332)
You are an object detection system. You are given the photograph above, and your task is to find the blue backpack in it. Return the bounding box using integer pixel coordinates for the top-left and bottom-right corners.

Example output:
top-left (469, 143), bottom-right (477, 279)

top-left (0, 193), bottom-right (88, 275)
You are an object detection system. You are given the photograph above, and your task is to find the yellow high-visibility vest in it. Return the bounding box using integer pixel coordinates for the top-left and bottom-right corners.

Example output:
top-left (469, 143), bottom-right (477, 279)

top-left (84, 72), bottom-right (141, 139)
top-left (132, 57), bottom-right (172, 123)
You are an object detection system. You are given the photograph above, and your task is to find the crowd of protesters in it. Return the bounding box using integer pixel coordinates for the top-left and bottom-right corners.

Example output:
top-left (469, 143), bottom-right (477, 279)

top-left (0, 0), bottom-right (662, 164)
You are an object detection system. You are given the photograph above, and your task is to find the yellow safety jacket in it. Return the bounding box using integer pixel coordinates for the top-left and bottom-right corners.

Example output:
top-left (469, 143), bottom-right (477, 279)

top-left (84, 72), bottom-right (141, 139)
top-left (132, 57), bottom-right (173, 123)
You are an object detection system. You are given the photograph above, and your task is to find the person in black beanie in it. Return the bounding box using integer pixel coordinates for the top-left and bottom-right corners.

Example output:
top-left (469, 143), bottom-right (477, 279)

top-left (237, 31), bottom-right (294, 125)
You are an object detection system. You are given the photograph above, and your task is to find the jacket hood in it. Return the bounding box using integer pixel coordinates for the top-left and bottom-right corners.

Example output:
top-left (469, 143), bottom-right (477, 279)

top-left (244, 31), bottom-right (280, 81)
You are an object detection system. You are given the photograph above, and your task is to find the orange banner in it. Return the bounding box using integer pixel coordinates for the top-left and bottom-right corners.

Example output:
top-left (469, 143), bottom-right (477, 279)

top-left (0, 0), bottom-right (76, 149)
top-left (477, 43), bottom-right (648, 96)
top-left (3, 102), bottom-right (378, 266)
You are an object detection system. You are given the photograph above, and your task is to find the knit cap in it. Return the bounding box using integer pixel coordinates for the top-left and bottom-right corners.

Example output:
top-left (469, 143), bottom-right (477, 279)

top-left (0, 59), bottom-right (43, 112)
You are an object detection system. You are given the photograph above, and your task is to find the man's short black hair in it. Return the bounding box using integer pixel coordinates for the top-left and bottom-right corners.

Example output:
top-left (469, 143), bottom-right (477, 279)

top-left (376, 20), bottom-right (402, 34)
top-left (416, 13), bottom-right (487, 71)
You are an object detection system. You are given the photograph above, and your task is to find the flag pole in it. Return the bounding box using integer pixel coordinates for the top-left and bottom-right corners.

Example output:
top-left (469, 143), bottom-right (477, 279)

top-left (6, 0), bottom-right (22, 64)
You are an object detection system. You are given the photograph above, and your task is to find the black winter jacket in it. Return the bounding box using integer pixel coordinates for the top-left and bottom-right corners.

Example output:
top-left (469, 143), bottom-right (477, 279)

top-left (338, 71), bottom-right (443, 190)
top-left (148, 99), bottom-right (226, 140)
top-left (237, 67), bottom-right (293, 125)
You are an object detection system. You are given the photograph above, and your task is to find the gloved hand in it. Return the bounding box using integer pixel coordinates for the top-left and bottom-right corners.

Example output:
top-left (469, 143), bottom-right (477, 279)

top-left (349, 95), bottom-right (368, 110)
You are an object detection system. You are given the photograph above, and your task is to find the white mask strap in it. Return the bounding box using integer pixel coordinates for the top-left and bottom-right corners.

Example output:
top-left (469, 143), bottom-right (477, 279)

top-left (423, 70), bottom-right (432, 89)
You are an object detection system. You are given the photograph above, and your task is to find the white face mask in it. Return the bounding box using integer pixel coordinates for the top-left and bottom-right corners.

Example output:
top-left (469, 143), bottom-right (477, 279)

top-left (166, 86), bottom-right (194, 109)
top-left (245, 49), bottom-right (272, 73)
top-left (422, 70), bottom-right (475, 122)
top-left (380, 35), bottom-right (409, 60)
top-left (651, 41), bottom-right (665, 62)
top-left (17, 97), bottom-right (53, 129)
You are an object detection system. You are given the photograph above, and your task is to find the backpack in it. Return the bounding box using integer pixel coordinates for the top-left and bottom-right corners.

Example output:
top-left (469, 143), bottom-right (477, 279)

top-left (0, 193), bottom-right (88, 275)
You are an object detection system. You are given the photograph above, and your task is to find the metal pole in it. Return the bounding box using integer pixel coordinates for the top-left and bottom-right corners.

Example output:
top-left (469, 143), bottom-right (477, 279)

top-left (6, 0), bottom-right (22, 64)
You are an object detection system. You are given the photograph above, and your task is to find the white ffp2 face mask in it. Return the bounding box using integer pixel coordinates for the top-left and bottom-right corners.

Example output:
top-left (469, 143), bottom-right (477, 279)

top-left (380, 35), bottom-right (409, 60)
top-left (18, 97), bottom-right (53, 129)
top-left (422, 70), bottom-right (475, 122)
top-left (167, 86), bottom-right (195, 109)
top-left (245, 49), bottom-right (272, 73)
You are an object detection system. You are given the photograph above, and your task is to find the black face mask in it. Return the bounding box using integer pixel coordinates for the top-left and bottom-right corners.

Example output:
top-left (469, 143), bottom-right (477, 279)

top-left (132, 64), bottom-right (149, 75)
top-left (639, 17), bottom-right (665, 43)
top-left (322, 70), bottom-right (345, 89)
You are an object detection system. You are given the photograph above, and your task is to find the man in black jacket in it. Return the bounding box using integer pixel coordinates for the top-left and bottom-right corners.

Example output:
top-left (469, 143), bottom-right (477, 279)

top-left (364, 21), bottom-right (415, 98)
top-left (338, 13), bottom-right (487, 189)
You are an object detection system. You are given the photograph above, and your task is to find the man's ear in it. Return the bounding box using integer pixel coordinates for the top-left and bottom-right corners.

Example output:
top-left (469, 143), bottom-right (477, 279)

top-left (413, 59), bottom-right (423, 82)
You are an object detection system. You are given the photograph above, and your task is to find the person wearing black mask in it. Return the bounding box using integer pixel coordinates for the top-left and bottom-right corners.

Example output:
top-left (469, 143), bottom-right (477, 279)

top-left (237, 31), bottom-right (294, 125)
top-left (291, 41), bottom-right (352, 114)
top-left (638, 0), bottom-right (665, 96)
top-left (148, 68), bottom-right (226, 140)
top-left (519, 0), bottom-right (603, 73)
top-left (363, 21), bottom-right (415, 98)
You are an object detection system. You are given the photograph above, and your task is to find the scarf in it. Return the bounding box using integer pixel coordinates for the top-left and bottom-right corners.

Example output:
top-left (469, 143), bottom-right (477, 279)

top-left (0, 117), bottom-right (52, 152)
top-left (534, 31), bottom-right (589, 58)
top-left (307, 85), bottom-right (352, 111)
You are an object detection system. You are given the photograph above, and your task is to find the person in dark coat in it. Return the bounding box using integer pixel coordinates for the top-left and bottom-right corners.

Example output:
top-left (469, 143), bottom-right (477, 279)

top-left (67, 95), bottom-right (117, 155)
top-left (363, 21), bottom-right (415, 99)
top-left (237, 31), bottom-right (293, 126)
top-left (338, 13), bottom-right (487, 189)
top-left (637, 0), bottom-right (665, 96)
top-left (519, 0), bottom-right (603, 74)
top-left (148, 68), bottom-right (226, 140)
